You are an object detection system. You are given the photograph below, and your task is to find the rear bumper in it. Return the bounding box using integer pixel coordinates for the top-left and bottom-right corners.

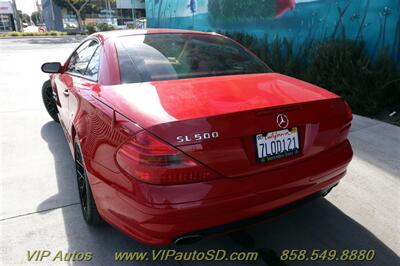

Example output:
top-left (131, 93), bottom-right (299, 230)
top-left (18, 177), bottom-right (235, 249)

top-left (91, 140), bottom-right (353, 245)
top-left (174, 182), bottom-right (338, 243)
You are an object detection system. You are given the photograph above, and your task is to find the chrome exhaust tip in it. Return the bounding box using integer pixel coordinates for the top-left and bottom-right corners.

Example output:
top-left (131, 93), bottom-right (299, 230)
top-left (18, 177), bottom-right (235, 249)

top-left (174, 234), bottom-right (202, 245)
top-left (322, 183), bottom-right (338, 197)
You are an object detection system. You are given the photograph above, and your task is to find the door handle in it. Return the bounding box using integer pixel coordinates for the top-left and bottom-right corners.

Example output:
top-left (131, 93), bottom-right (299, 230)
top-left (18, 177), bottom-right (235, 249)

top-left (63, 89), bottom-right (69, 96)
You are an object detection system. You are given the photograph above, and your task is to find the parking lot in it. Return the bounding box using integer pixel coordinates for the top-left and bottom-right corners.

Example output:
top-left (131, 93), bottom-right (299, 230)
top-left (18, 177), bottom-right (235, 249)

top-left (0, 37), bottom-right (399, 266)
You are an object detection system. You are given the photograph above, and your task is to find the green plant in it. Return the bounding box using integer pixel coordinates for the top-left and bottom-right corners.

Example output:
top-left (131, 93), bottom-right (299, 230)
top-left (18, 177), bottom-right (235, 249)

top-left (96, 23), bottom-right (115, 32)
top-left (304, 39), bottom-right (400, 115)
top-left (0, 31), bottom-right (67, 37)
top-left (86, 23), bottom-right (97, 34)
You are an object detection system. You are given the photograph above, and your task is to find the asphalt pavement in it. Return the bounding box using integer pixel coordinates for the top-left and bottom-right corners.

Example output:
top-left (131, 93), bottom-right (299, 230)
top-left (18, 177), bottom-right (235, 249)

top-left (0, 37), bottom-right (399, 266)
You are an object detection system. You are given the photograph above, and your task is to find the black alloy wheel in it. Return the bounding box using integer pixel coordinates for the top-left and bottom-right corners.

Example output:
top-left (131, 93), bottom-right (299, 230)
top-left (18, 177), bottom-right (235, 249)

top-left (74, 136), bottom-right (102, 225)
top-left (41, 80), bottom-right (59, 123)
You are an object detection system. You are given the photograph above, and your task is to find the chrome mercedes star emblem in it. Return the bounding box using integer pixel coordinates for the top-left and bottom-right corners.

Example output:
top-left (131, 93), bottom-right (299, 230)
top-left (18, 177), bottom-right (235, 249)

top-left (276, 114), bottom-right (289, 129)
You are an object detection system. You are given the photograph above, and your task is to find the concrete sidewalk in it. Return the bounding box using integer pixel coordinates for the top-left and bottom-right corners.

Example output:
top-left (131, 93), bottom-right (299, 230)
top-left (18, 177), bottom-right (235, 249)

top-left (0, 37), bottom-right (399, 266)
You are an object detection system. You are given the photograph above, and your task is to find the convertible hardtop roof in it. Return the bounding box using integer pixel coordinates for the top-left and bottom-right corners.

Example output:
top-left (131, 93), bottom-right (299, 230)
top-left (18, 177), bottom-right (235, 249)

top-left (92, 28), bottom-right (222, 41)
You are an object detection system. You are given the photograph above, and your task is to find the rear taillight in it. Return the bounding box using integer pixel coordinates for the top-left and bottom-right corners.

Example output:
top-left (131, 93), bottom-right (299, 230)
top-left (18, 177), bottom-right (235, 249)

top-left (344, 100), bottom-right (353, 121)
top-left (115, 131), bottom-right (219, 185)
top-left (330, 100), bottom-right (353, 146)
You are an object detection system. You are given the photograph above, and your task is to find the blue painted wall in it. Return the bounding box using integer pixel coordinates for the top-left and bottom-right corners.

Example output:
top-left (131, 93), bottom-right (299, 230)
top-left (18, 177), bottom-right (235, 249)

top-left (145, 0), bottom-right (400, 62)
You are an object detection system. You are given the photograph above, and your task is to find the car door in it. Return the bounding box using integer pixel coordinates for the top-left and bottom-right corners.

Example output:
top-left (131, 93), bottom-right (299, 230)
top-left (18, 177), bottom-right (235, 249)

top-left (68, 44), bottom-right (102, 139)
top-left (55, 39), bottom-right (100, 140)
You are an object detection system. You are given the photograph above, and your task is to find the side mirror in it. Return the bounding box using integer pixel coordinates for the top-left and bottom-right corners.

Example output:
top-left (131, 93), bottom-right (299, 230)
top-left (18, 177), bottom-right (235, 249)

top-left (41, 62), bottom-right (63, 73)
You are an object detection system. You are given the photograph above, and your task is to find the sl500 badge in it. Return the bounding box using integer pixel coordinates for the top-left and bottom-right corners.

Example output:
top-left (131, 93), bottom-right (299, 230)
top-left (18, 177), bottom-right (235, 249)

top-left (177, 132), bottom-right (219, 143)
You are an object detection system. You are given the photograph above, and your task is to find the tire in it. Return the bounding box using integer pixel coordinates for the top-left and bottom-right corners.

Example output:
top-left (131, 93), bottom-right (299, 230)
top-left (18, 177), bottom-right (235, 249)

top-left (74, 136), bottom-right (103, 225)
top-left (41, 80), bottom-right (59, 123)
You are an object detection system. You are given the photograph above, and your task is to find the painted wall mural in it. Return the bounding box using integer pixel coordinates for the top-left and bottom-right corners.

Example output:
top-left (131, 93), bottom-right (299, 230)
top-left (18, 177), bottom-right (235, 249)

top-left (145, 0), bottom-right (400, 62)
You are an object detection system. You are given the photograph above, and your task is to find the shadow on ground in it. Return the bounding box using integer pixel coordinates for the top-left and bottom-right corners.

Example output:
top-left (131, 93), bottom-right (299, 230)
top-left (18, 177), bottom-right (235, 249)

top-left (38, 121), bottom-right (399, 266)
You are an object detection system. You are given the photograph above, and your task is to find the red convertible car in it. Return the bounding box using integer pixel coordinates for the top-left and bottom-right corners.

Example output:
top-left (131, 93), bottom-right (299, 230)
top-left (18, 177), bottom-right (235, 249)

top-left (41, 29), bottom-right (353, 245)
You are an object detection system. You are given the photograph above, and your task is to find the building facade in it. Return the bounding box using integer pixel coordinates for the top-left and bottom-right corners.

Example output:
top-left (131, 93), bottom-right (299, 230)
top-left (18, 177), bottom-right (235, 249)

top-left (0, 0), bottom-right (18, 32)
top-left (41, 0), bottom-right (146, 31)
top-left (116, 0), bottom-right (145, 26)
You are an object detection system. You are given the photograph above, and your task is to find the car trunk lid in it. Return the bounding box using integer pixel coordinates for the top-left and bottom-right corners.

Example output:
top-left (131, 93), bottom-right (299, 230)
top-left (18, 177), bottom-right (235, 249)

top-left (98, 73), bottom-right (350, 177)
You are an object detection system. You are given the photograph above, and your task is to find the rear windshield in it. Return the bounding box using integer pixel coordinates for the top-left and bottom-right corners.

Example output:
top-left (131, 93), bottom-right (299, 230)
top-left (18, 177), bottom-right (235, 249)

top-left (115, 33), bottom-right (272, 84)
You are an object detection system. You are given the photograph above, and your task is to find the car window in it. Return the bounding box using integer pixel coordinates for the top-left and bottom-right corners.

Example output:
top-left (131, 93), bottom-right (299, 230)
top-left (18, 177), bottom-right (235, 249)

top-left (67, 40), bottom-right (99, 76)
top-left (115, 34), bottom-right (272, 84)
top-left (85, 47), bottom-right (101, 81)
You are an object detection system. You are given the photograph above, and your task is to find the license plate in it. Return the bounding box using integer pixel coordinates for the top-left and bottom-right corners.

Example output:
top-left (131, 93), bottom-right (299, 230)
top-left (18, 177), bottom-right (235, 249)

top-left (255, 127), bottom-right (300, 163)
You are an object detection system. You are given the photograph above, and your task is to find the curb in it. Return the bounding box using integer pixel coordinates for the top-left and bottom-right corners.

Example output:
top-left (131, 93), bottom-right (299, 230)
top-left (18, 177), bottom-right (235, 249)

top-left (0, 35), bottom-right (88, 40)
